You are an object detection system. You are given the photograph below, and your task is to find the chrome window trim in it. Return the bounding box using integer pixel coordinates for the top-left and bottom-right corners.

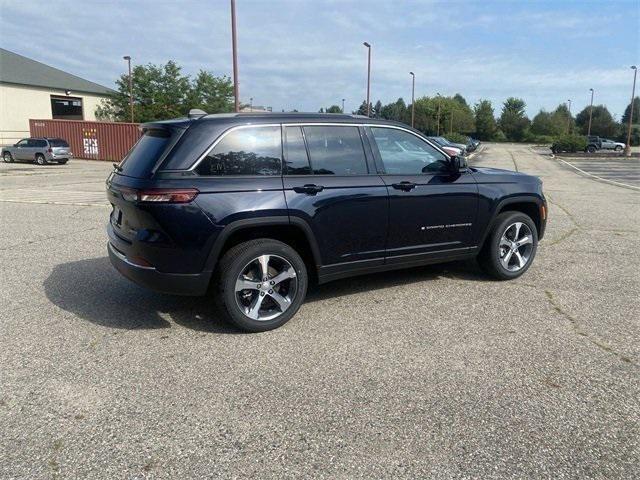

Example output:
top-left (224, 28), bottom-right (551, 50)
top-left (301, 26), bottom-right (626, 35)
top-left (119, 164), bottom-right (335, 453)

top-left (163, 121), bottom-right (450, 173)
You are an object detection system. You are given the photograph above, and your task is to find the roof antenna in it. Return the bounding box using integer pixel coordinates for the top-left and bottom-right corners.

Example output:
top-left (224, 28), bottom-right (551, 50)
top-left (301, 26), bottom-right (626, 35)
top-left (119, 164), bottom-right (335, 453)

top-left (188, 109), bottom-right (207, 119)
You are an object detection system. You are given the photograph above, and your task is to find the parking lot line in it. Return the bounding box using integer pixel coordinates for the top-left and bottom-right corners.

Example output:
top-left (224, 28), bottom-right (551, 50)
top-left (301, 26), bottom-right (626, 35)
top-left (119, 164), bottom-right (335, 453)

top-left (556, 158), bottom-right (640, 191)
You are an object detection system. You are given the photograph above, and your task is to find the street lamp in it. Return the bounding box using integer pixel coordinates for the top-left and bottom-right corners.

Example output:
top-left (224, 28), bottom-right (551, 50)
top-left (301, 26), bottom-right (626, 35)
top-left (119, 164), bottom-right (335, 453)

top-left (625, 65), bottom-right (637, 157)
top-left (567, 99), bottom-right (572, 133)
top-left (342, 98), bottom-right (345, 113)
top-left (409, 72), bottom-right (415, 128)
top-left (250, 97), bottom-right (253, 112)
top-left (230, 0), bottom-right (240, 113)
top-left (436, 93), bottom-right (441, 136)
top-left (123, 55), bottom-right (133, 123)
top-left (587, 88), bottom-right (594, 136)
top-left (363, 42), bottom-right (371, 117)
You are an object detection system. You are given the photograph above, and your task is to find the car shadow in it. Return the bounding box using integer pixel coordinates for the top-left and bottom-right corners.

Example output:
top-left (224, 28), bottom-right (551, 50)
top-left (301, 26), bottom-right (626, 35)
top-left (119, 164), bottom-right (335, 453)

top-left (43, 256), bottom-right (489, 333)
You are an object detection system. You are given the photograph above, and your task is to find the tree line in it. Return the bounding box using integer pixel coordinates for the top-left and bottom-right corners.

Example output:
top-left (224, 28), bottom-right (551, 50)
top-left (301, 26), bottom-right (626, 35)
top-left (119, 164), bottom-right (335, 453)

top-left (98, 60), bottom-right (639, 145)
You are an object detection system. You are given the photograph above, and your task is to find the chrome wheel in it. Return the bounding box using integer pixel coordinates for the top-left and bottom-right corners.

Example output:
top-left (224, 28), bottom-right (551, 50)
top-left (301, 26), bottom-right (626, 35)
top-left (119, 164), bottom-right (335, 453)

top-left (499, 222), bottom-right (534, 272)
top-left (234, 254), bottom-right (298, 321)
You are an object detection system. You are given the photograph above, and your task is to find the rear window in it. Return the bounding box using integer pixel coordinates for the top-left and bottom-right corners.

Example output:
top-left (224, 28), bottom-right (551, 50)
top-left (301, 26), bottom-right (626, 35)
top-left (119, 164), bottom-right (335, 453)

top-left (119, 128), bottom-right (178, 178)
top-left (49, 139), bottom-right (69, 147)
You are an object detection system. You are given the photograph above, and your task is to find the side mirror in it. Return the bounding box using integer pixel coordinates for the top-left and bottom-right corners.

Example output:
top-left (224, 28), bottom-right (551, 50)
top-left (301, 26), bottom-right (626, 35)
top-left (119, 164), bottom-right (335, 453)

top-left (450, 155), bottom-right (467, 172)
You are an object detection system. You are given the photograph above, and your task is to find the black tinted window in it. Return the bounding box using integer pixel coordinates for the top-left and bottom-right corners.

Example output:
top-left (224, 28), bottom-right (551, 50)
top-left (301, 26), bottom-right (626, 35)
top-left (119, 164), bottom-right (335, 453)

top-left (284, 126), bottom-right (310, 175)
top-left (120, 128), bottom-right (175, 178)
top-left (49, 138), bottom-right (69, 147)
top-left (303, 126), bottom-right (367, 175)
top-left (196, 126), bottom-right (282, 176)
top-left (372, 127), bottom-right (449, 174)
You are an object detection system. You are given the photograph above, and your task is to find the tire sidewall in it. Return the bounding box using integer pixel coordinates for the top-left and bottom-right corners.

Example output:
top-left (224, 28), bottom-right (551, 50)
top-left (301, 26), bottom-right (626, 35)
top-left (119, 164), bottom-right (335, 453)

top-left (3, 153), bottom-right (12, 163)
top-left (486, 212), bottom-right (538, 280)
top-left (219, 240), bottom-right (308, 332)
top-left (36, 154), bottom-right (46, 165)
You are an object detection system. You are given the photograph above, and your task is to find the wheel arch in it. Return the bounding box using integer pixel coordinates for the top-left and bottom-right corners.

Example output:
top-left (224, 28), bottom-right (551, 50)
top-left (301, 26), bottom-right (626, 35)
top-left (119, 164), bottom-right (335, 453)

top-left (205, 216), bottom-right (322, 282)
top-left (479, 196), bottom-right (545, 248)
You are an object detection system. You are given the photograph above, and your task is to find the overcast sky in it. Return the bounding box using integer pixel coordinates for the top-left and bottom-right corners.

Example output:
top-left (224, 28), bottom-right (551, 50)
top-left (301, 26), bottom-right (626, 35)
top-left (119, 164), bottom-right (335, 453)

top-left (1, 0), bottom-right (638, 117)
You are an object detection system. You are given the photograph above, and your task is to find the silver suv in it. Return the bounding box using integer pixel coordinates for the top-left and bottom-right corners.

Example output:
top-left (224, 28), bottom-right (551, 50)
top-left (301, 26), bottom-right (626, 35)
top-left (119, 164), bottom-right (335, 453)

top-left (2, 137), bottom-right (72, 165)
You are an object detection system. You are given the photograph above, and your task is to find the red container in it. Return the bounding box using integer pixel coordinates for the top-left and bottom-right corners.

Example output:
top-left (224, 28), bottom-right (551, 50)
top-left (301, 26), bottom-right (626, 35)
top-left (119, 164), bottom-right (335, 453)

top-left (29, 119), bottom-right (141, 161)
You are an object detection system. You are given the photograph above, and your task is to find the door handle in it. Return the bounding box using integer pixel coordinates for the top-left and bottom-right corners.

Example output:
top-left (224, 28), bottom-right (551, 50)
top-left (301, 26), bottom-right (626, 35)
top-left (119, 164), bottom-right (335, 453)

top-left (293, 184), bottom-right (324, 195)
top-left (391, 181), bottom-right (417, 191)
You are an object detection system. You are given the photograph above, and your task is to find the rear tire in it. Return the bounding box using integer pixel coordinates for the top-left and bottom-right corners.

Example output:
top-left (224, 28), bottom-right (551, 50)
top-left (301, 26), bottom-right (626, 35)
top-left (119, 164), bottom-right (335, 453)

top-left (2, 152), bottom-right (13, 163)
top-left (215, 239), bottom-right (308, 332)
top-left (35, 154), bottom-right (46, 165)
top-left (58, 159), bottom-right (68, 165)
top-left (587, 145), bottom-right (596, 154)
top-left (615, 145), bottom-right (623, 152)
top-left (478, 212), bottom-right (538, 280)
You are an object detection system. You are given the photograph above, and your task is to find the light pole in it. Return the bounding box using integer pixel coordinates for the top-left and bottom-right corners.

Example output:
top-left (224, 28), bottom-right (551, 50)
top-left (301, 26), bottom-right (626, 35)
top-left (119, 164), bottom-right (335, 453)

top-left (342, 98), bottom-right (345, 113)
top-left (625, 65), bottom-right (637, 157)
top-left (567, 99), bottom-right (572, 133)
top-left (409, 72), bottom-right (415, 128)
top-left (250, 97), bottom-right (253, 112)
top-left (363, 42), bottom-right (371, 117)
top-left (436, 93), bottom-right (441, 136)
top-left (123, 56), bottom-right (133, 123)
top-left (587, 88), bottom-right (594, 136)
top-left (450, 110), bottom-right (454, 134)
top-left (231, 0), bottom-right (240, 113)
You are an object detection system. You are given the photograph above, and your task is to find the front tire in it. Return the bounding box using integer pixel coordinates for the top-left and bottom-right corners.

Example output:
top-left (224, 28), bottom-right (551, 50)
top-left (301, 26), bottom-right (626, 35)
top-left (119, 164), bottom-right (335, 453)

top-left (216, 239), bottom-right (308, 332)
top-left (478, 212), bottom-right (538, 280)
top-left (3, 152), bottom-right (13, 163)
top-left (58, 159), bottom-right (68, 165)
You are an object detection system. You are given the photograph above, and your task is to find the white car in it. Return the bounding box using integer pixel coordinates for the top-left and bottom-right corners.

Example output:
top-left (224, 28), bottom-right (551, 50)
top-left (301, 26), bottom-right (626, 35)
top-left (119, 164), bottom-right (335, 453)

top-left (599, 138), bottom-right (625, 151)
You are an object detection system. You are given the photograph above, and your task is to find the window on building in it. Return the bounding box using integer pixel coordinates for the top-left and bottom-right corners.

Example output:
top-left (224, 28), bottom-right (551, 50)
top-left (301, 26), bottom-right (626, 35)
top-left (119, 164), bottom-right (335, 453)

top-left (195, 126), bottom-right (282, 176)
top-left (51, 96), bottom-right (83, 120)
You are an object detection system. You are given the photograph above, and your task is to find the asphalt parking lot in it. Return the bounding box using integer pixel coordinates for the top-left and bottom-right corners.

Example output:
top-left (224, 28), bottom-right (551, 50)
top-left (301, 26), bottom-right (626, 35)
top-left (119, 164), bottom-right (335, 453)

top-left (1, 144), bottom-right (639, 478)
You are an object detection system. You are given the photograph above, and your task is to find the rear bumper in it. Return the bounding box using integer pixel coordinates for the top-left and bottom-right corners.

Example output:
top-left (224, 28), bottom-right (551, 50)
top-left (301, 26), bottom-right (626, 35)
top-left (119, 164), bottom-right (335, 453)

top-left (107, 241), bottom-right (211, 296)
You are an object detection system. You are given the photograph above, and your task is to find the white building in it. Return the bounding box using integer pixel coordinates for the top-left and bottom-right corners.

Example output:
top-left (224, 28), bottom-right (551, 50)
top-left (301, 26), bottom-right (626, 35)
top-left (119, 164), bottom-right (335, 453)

top-left (0, 48), bottom-right (114, 145)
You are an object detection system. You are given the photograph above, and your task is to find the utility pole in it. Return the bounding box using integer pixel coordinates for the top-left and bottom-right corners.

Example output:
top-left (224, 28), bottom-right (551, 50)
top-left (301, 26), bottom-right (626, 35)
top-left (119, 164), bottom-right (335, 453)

top-left (231, 0), bottom-right (240, 112)
top-left (363, 42), bottom-right (371, 117)
top-left (409, 72), bottom-right (415, 128)
top-left (625, 66), bottom-right (637, 157)
top-left (436, 93), bottom-right (441, 136)
top-left (123, 56), bottom-right (133, 122)
top-left (587, 88), bottom-right (594, 136)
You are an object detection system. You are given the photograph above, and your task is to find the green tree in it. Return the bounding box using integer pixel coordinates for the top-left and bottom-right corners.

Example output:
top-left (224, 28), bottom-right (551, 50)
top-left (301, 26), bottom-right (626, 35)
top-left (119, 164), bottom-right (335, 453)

top-left (325, 105), bottom-right (342, 113)
top-left (380, 98), bottom-right (407, 122)
top-left (498, 97), bottom-right (530, 141)
top-left (575, 105), bottom-right (617, 137)
top-left (354, 100), bottom-right (373, 116)
top-left (473, 99), bottom-right (497, 140)
top-left (96, 61), bottom-right (233, 123)
top-left (453, 93), bottom-right (469, 108)
top-left (621, 96), bottom-right (640, 124)
top-left (374, 100), bottom-right (383, 118)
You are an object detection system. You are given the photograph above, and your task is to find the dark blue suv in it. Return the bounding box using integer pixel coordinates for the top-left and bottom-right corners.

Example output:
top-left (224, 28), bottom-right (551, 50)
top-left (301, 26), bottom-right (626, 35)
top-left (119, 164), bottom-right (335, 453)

top-left (107, 112), bottom-right (546, 332)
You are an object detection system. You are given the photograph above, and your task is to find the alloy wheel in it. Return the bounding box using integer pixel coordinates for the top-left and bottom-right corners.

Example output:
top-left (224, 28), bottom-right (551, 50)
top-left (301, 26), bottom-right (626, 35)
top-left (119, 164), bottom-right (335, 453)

top-left (498, 222), bottom-right (534, 272)
top-left (234, 254), bottom-right (298, 321)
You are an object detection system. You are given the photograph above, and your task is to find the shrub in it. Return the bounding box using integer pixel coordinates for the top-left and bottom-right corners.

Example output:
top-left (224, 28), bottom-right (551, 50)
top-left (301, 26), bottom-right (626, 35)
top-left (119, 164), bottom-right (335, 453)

top-left (493, 130), bottom-right (507, 142)
top-left (523, 130), bottom-right (554, 144)
top-left (551, 134), bottom-right (587, 154)
top-left (444, 132), bottom-right (468, 144)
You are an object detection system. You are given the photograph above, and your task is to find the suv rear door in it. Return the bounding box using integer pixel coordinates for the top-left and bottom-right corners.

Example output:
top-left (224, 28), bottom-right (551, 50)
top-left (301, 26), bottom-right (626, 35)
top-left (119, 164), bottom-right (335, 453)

top-left (366, 126), bottom-right (478, 262)
top-left (283, 124), bottom-right (388, 274)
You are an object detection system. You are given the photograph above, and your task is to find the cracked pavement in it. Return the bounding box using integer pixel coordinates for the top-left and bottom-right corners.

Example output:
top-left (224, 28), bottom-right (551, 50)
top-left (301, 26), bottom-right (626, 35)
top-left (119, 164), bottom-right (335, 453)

top-left (1, 145), bottom-right (638, 479)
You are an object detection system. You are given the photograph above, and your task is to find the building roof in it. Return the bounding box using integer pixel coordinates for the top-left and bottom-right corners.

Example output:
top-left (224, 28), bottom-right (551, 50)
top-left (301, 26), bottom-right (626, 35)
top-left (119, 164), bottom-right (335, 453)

top-left (0, 48), bottom-right (114, 96)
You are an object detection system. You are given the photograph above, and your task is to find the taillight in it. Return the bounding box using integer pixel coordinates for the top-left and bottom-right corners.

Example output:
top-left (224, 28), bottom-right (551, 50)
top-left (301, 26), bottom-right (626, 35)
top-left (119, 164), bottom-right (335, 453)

top-left (48, 148), bottom-right (53, 153)
top-left (120, 188), bottom-right (199, 203)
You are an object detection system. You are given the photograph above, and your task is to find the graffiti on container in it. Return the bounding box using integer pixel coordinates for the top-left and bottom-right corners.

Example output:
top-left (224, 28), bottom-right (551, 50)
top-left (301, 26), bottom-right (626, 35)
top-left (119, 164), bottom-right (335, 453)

top-left (83, 128), bottom-right (99, 156)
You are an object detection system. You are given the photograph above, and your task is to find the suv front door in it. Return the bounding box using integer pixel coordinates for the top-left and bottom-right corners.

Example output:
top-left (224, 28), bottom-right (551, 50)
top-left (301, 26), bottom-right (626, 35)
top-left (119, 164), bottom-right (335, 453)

top-left (283, 124), bottom-right (388, 277)
top-left (366, 126), bottom-right (478, 263)
top-left (13, 139), bottom-right (30, 160)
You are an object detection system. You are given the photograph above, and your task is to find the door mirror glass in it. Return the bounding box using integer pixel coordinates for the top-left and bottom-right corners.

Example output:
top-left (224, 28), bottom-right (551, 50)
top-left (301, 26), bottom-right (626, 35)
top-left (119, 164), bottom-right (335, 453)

top-left (450, 155), bottom-right (467, 172)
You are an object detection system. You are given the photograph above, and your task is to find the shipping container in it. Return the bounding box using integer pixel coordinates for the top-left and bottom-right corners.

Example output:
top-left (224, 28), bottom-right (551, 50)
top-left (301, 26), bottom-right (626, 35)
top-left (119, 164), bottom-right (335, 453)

top-left (29, 119), bottom-right (141, 161)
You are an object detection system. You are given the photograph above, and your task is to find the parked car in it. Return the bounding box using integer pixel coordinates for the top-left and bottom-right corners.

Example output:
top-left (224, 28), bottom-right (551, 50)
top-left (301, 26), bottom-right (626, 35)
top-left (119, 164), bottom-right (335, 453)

top-left (107, 112), bottom-right (547, 332)
top-left (428, 136), bottom-right (468, 153)
top-left (467, 137), bottom-right (480, 151)
top-left (599, 138), bottom-right (625, 151)
top-left (440, 145), bottom-right (464, 157)
top-left (2, 137), bottom-right (72, 165)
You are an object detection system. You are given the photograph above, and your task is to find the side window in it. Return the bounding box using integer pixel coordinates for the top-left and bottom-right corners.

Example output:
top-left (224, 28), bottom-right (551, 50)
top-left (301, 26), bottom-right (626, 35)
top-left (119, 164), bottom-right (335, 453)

top-left (16, 139), bottom-right (28, 147)
top-left (196, 126), bottom-right (282, 176)
top-left (37, 140), bottom-right (48, 148)
top-left (303, 126), bottom-right (368, 175)
top-left (284, 126), bottom-right (311, 175)
top-left (371, 127), bottom-right (449, 174)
